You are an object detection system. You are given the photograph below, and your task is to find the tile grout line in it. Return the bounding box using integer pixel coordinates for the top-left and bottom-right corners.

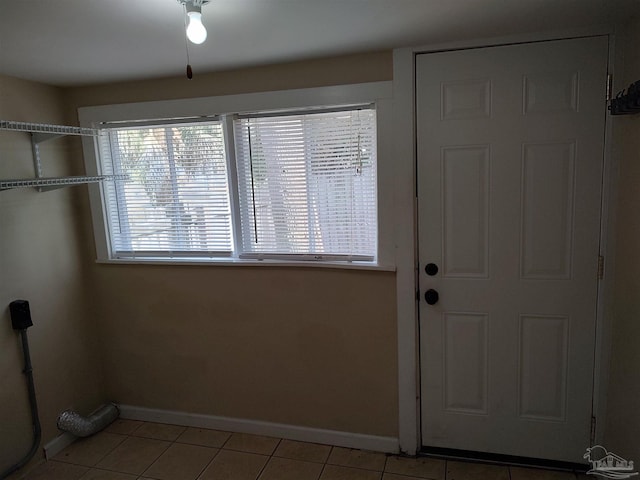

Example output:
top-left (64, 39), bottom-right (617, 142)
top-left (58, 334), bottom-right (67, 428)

top-left (316, 446), bottom-right (335, 480)
top-left (141, 424), bottom-right (232, 480)
top-left (192, 441), bottom-right (224, 480)
top-left (382, 454), bottom-right (389, 479)
top-left (128, 423), bottom-right (174, 478)
top-left (193, 454), bottom-right (217, 480)
top-left (91, 430), bottom-right (129, 470)
top-left (219, 430), bottom-right (233, 450)
top-left (80, 464), bottom-right (139, 478)
top-left (254, 437), bottom-right (283, 480)
top-left (141, 432), bottom-right (176, 479)
top-left (184, 437), bottom-right (215, 480)
top-left (92, 420), bottom-right (143, 476)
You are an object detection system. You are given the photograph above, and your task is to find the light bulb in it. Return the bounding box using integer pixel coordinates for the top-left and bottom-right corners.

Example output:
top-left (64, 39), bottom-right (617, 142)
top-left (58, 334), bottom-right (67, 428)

top-left (186, 11), bottom-right (207, 44)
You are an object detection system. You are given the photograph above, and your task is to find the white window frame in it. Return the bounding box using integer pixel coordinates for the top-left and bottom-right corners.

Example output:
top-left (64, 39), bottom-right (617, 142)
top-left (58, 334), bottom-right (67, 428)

top-left (79, 82), bottom-right (394, 270)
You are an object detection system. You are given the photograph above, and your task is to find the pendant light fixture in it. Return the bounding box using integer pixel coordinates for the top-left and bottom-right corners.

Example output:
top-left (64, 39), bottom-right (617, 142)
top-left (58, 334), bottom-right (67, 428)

top-left (178, 0), bottom-right (209, 45)
top-left (177, 0), bottom-right (209, 79)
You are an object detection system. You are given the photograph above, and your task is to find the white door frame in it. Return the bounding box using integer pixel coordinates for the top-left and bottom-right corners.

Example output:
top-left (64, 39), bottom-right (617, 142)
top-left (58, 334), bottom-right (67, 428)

top-left (392, 25), bottom-right (620, 456)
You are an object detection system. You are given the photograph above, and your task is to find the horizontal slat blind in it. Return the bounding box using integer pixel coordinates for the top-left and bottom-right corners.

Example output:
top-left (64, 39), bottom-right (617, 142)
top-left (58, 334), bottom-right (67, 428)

top-left (99, 122), bottom-right (233, 257)
top-left (234, 108), bottom-right (377, 260)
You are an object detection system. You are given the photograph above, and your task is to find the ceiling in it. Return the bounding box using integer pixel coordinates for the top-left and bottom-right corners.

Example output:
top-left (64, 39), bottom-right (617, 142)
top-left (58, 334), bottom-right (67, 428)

top-left (0, 0), bottom-right (637, 87)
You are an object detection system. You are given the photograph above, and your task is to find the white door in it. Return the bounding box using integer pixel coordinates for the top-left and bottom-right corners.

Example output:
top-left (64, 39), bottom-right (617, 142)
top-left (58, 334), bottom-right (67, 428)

top-left (417, 37), bottom-right (608, 463)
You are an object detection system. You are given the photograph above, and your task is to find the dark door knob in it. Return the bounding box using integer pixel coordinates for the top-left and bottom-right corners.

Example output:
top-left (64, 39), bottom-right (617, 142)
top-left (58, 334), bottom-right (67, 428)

top-left (424, 289), bottom-right (439, 305)
top-left (425, 263), bottom-right (438, 276)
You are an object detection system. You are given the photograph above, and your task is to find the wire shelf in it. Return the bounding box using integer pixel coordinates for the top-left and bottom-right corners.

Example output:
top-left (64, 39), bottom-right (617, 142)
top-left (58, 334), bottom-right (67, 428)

top-left (0, 174), bottom-right (128, 191)
top-left (0, 120), bottom-right (98, 137)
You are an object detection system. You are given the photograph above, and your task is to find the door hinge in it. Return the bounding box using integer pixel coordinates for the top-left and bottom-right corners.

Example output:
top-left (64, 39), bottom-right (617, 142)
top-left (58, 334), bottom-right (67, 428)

top-left (606, 74), bottom-right (613, 102)
top-left (598, 255), bottom-right (605, 280)
top-left (590, 415), bottom-right (597, 445)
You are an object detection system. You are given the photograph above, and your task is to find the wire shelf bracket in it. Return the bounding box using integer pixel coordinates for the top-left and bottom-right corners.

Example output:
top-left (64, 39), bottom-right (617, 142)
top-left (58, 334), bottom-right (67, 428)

top-left (0, 175), bottom-right (129, 192)
top-left (0, 121), bottom-right (98, 137)
top-left (1, 119), bottom-right (126, 192)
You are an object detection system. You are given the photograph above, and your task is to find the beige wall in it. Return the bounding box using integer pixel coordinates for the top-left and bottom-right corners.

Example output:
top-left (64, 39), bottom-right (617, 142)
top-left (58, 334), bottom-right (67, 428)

top-left (605, 18), bottom-right (640, 461)
top-left (65, 51), bottom-right (392, 106)
top-left (92, 266), bottom-right (397, 435)
top-left (63, 51), bottom-right (399, 437)
top-left (0, 75), bottom-right (105, 470)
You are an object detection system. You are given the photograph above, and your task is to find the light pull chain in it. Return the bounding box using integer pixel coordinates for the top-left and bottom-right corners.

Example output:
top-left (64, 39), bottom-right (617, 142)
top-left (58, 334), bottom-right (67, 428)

top-left (182, 4), bottom-right (193, 79)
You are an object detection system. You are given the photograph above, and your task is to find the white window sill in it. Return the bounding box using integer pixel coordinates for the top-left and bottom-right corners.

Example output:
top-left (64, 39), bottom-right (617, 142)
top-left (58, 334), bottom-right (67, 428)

top-left (95, 257), bottom-right (396, 272)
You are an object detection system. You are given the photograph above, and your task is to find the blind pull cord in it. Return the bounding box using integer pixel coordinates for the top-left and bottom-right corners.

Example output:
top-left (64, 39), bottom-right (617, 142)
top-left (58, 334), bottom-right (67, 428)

top-left (247, 124), bottom-right (259, 243)
top-left (356, 132), bottom-right (362, 175)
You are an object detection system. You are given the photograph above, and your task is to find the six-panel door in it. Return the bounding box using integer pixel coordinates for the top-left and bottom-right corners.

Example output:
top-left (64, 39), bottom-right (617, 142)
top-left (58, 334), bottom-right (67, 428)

top-left (417, 36), bottom-right (608, 462)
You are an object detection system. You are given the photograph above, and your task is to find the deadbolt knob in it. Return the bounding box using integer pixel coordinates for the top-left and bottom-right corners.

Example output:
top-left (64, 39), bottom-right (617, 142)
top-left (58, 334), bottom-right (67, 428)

top-left (425, 263), bottom-right (438, 276)
top-left (424, 289), bottom-right (439, 305)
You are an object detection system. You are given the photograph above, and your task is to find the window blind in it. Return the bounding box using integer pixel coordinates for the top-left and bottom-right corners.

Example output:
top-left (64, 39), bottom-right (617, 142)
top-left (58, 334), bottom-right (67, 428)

top-left (234, 108), bottom-right (377, 260)
top-left (98, 122), bottom-right (233, 257)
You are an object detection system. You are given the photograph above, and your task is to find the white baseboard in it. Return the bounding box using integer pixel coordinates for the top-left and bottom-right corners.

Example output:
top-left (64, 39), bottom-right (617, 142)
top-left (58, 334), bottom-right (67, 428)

top-left (118, 404), bottom-right (399, 454)
top-left (43, 432), bottom-right (76, 459)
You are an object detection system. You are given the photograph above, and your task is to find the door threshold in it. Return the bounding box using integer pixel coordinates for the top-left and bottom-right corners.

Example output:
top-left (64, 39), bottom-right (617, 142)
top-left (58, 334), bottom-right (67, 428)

top-left (419, 446), bottom-right (588, 473)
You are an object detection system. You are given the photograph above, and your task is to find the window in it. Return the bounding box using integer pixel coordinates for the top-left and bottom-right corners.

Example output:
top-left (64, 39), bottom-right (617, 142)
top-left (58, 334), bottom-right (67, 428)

top-left (93, 104), bottom-right (379, 264)
top-left (234, 109), bottom-right (377, 260)
top-left (98, 121), bottom-right (233, 258)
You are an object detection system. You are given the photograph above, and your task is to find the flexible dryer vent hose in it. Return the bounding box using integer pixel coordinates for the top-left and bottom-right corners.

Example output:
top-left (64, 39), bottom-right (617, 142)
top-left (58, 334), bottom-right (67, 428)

top-left (57, 403), bottom-right (119, 437)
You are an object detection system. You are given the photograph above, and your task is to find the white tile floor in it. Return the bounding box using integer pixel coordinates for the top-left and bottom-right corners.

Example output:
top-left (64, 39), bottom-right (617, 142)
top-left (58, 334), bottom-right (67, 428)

top-left (12, 420), bottom-right (587, 480)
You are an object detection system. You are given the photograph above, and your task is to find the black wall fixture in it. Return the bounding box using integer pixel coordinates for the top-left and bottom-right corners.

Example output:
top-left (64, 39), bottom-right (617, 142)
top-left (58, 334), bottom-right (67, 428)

top-left (1, 301), bottom-right (41, 479)
top-left (609, 80), bottom-right (640, 115)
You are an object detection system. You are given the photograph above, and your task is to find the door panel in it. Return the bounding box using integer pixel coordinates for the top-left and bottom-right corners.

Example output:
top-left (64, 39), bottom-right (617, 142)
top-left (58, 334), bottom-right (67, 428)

top-left (442, 145), bottom-right (490, 278)
top-left (521, 141), bottom-right (576, 279)
top-left (518, 314), bottom-right (569, 421)
top-left (443, 312), bottom-right (489, 414)
top-left (417, 37), bottom-right (608, 462)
